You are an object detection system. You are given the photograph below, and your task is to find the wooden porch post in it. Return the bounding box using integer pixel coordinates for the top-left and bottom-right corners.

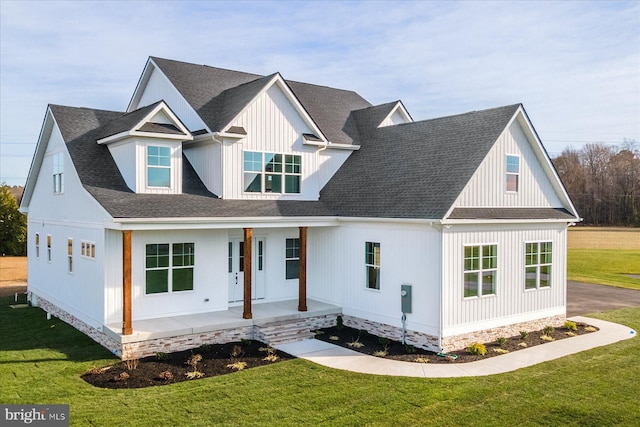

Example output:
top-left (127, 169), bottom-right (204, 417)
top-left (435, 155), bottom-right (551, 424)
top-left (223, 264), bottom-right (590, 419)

top-left (122, 230), bottom-right (132, 335)
top-left (243, 228), bottom-right (253, 319)
top-left (298, 226), bottom-right (308, 312)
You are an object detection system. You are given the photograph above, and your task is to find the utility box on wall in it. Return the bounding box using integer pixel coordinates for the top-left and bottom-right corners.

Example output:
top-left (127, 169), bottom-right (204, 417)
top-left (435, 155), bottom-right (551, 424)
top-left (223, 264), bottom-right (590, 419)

top-left (401, 284), bottom-right (412, 313)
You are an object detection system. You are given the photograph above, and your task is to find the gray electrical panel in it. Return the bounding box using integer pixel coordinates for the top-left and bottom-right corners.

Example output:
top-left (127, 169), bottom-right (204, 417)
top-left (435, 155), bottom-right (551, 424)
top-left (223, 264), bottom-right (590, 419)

top-left (401, 284), bottom-right (412, 313)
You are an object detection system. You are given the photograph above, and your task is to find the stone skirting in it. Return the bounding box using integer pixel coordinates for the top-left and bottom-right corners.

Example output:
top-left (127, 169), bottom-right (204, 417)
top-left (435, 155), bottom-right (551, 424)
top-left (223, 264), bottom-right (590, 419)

top-left (441, 314), bottom-right (567, 352)
top-left (342, 315), bottom-right (440, 352)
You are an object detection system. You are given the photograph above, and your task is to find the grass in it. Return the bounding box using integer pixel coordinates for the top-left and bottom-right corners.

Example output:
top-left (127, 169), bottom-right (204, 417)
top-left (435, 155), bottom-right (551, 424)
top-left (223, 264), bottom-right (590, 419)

top-left (567, 227), bottom-right (640, 290)
top-left (1, 297), bottom-right (639, 426)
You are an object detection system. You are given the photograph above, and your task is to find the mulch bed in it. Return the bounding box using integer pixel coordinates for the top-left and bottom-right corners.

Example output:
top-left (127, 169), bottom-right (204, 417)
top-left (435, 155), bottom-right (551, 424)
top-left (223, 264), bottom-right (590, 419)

top-left (82, 340), bottom-right (293, 389)
top-left (314, 321), bottom-right (598, 364)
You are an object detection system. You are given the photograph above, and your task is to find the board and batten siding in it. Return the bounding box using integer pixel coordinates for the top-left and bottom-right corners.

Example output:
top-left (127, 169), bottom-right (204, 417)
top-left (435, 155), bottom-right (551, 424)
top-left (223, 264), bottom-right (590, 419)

top-left (183, 141), bottom-right (223, 196)
top-left (454, 120), bottom-right (563, 208)
top-left (132, 65), bottom-right (208, 132)
top-left (325, 222), bottom-right (442, 337)
top-left (441, 223), bottom-right (567, 336)
top-left (222, 84), bottom-right (320, 200)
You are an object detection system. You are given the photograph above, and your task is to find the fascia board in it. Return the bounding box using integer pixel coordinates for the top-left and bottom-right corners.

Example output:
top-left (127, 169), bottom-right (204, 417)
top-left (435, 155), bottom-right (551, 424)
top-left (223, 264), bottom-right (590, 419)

top-left (20, 107), bottom-right (55, 211)
top-left (441, 218), bottom-right (577, 225)
top-left (126, 58), bottom-right (155, 112)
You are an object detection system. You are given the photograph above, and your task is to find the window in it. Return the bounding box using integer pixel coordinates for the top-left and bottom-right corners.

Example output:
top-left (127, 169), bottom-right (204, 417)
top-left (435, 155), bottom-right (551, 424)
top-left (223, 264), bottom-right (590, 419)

top-left (67, 238), bottom-right (73, 273)
top-left (506, 155), bottom-right (519, 192)
top-left (35, 233), bottom-right (40, 259)
top-left (147, 146), bottom-right (171, 187)
top-left (464, 244), bottom-right (497, 297)
top-left (145, 243), bottom-right (194, 294)
top-left (285, 238), bottom-right (299, 279)
top-left (365, 242), bottom-right (381, 290)
top-left (53, 152), bottom-right (64, 194)
top-left (81, 241), bottom-right (96, 259)
top-left (525, 242), bottom-right (552, 290)
top-left (228, 242), bottom-right (233, 273)
top-left (47, 235), bottom-right (52, 262)
top-left (244, 151), bottom-right (301, 194)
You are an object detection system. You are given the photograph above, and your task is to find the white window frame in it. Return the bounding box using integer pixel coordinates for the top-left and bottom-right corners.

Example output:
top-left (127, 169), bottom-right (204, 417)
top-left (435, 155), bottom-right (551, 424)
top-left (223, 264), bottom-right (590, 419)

top-left (365, 242), bottom-right (381, 290)
top-left (67, 238), bottom-right (73, 274)
top-left (81, 241), bottom-right (96, 260)
top-left (506, 154), bottom-right (520, 193)
top-left (243, 150), bottom-right (302, 195)
top-left (524, 241), bottom-right (552, 290)
top-left (47, 235), bottom-right (52, 263)
top-left (53, 152), bottom-right (64, 194)
top-left (35, 233), bottom-right (40, 259)
top-left (146, 145), bottom-right (172, 189)
top-left (144, 242), bottom-right (195, 295)
top-left (463, 243), bottom-right (498, 298)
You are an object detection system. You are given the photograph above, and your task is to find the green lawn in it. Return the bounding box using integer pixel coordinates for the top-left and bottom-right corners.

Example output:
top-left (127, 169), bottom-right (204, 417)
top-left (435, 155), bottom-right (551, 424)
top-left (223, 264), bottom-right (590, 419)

top-left (1, 298), bottom-right (639, 426)
top-left (568, 249), bottom-right (640, 290)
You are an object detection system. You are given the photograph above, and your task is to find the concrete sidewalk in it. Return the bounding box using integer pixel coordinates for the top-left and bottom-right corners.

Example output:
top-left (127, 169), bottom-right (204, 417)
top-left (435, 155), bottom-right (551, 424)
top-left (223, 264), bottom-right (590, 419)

top-left (275, 316), bottom-right (636, 378)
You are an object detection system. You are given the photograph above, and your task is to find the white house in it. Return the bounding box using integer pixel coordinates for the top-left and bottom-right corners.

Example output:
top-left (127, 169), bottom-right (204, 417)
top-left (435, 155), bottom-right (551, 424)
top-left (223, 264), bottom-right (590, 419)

top-left (20, 57), bottom-right (580, 359)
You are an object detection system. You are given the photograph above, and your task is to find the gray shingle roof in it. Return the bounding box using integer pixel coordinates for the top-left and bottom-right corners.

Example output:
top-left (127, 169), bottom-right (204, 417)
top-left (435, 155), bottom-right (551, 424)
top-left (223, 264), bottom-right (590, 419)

top-left (320, 104), bottom-right (522, 219)
top-left (447, 207), bottom-right (575, 220)
top-left (95, 101), bottom-right (162, 140)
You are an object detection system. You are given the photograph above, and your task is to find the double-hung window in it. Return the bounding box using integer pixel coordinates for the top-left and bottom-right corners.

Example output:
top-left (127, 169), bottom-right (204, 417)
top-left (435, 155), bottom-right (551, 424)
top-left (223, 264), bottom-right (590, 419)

top-left (145, 243), bottom-right (194, 294)
top-left (35, 233), bottom-right (40, 259)
top-left (506, 154), bottom-right (520, 192)
top-left (365, 242), bottom-right (381, 290)
top-left (244, 151), bottom-right (301, 194)
top-left (47, 235), bottom-right (52, 263)
top-left (67, 238), bottom-right (73, 273)
top-left (53, 152), bottom-right (64, 194)
top-left (525, 242), bottom-right (552, 289)
top-left (464, 244), bottom-right (497, 297)
top-left (147, 146), bottom-right (171, 187)
top-left (285, 238), bottom-right (300, 279)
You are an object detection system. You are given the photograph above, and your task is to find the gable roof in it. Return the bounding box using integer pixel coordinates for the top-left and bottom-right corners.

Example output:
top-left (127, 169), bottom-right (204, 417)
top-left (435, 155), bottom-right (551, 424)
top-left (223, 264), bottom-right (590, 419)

top-left (147, 57), bottom-right (372, 145)
top-left (320, 104), bottom-right (523, 219)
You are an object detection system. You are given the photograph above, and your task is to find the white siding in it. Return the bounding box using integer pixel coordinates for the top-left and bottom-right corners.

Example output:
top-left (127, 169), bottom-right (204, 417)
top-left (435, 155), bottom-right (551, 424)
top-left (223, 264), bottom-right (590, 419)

top-left (310, 222), bottom-right (442, 336)
top-left (133, 66), bottom-right (208, 132)
top-left (317, 149), bottom-right (352, 192)
top-left (108, 140), bottom-right (137, 191)
top-left (380, 109), bottom-right (409, 127)
top-left (441, 223), bottom-right (567, 335)
top-left (134, 138), bottom-right (183, 194)
top-left (454, 121), bottom-right (563, 208)
top-left (223, 84), bottom-right (320, 200)
top-left (104, 229), bottom-right (123, 325)
top-left (183, 141), bottom-right (222, 196)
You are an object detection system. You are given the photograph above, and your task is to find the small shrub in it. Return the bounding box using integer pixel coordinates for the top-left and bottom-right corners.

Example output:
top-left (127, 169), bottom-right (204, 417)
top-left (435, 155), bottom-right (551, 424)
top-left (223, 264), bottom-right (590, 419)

top-left (347, 337), bottom-right (364, 349)
top-left (125, 358), bottom-right (139, 371)
top-left (414, 357), bottom-right (429, 363)
top-left (158, 370), bottom-right (173, 381)
top-left (565, 331), bottom-right (576, 337)
top-left (87, 366), bottom-right (111, 375)
top-left (495, 336), bottom-right (507, 346)
top-left (336, 315), bottom-right (344, 330)
top-left (373, 345), bottom-right (389, 357)
top-left (240, 338), bottom-right (252, 347)
top-left (519, 330), bottom-right (529, 340)
top-left (493, 348), bottom-right (509, 354)
top-left (227, 361), bottom-right (247, 371)
top-left (540, 334), bottom-right (554, 342)
top-left (564, 320), bottom-right (577, 331)
top-left (543, 325), bottom-right (555, 336)
top-left (585, 326), bottom-right (597, 332)
top-left (186, 354), bottom-right (203, 369)
top-left (261, 346), bottom-right (279, 362)
top-left (230, 345), bottom-right (244, 358)
top-left (113, 372), bottom-right (129, 381)
top-left (378, 337), bottom-right (391, 346)
top-left (185, 371), bottom-right (205, 379)
top-left (329, 335), bottom-right (340, 341)
top-left (404, 344), bottom-right (416, 354)
top-left (518, 342), bottom-right (528, 348)
top-left (467, 342), bottom-right (486, 356)
top-left (155, 352), bottom-right (167, 361)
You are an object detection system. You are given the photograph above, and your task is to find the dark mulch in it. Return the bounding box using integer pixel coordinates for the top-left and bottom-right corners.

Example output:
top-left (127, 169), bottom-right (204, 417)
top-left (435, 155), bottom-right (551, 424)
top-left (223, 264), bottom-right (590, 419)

top-left (314, 321), bottom-right (598, 364)
top-left (82, 340), bottom-right (293, 389)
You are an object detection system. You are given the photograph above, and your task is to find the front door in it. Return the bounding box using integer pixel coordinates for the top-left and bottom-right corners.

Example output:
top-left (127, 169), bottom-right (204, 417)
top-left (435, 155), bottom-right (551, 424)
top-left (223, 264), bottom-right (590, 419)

top-left (228, 238), bottom-right (265, 303)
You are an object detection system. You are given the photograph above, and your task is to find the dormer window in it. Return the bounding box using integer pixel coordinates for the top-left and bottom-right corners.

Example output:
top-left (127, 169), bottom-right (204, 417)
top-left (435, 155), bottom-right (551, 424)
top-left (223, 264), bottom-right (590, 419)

top-left (244, 151), bottom-right (301, 194)
top-left (147, 146), bottom-right (171, 187)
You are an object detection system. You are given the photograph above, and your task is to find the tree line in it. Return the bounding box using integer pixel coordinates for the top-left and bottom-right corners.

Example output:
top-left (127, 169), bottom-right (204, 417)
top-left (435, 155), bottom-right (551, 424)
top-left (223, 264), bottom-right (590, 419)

top-left (552, 141), bottom-right (640, 226)
top-left (0, 184), bottom-right (27, 255)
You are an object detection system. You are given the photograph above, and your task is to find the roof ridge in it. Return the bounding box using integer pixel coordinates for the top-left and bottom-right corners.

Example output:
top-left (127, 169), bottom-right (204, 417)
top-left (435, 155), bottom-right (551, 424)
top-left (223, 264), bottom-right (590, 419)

top-left (150, 56), bottom-right (264, 80)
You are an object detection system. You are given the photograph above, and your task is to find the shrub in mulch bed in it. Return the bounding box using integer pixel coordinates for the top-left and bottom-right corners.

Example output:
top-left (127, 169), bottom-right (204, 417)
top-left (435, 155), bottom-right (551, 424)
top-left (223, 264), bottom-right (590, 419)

top-left (82, 340), bottom-right (293, 389)
top-left (314, 320), bottom-right (598, 364)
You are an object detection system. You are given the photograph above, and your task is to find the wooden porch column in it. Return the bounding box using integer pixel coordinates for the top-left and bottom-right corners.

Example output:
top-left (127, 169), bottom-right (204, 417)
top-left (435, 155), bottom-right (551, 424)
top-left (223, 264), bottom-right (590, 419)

top-left (243, 228), bottom-right (253, 319)
top-left (298, 226), bottom-right (308, 312)
top-left (122, 230), bottom-right (132, 335)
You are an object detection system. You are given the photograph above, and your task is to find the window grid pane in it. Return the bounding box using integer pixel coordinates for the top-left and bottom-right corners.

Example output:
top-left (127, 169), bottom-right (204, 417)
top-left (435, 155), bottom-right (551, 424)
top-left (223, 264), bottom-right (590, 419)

top-left (524, 242), bottom-right (552, 290)
top-left (464, 244), bottom-right (496, 297)
top-left (286, 238), bottom-right (300, 279)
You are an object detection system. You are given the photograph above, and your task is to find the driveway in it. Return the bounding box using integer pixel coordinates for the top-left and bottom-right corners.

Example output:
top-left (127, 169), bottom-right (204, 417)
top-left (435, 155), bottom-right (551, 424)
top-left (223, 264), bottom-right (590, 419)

top-left (567, 281), bottom-right (640, 317)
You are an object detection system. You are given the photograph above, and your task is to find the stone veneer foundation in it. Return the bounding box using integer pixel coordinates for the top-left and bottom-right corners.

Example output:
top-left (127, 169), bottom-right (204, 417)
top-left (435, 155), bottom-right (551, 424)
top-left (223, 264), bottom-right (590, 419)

top-left (342, 315), bottom-right (441, 352)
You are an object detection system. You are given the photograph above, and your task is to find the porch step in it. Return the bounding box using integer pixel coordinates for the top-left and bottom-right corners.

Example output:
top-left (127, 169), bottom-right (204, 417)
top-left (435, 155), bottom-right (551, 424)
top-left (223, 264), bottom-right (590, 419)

top-left (255, 319), bottom-right (316, 345)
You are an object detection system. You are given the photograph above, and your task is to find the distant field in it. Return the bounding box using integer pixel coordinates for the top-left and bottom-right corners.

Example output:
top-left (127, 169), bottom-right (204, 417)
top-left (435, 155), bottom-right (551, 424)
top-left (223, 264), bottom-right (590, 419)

top-left (568, 227), bottom-right (640, 290)
top-left (0, 256), bottom-right (27, 282)
top-left (568, 226), bottom-right (640, 250)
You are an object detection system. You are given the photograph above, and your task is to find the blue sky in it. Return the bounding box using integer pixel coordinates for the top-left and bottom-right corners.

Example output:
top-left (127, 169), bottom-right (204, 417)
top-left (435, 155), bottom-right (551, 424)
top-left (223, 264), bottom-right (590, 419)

top-left (1, 0), bottom-right (639, 186)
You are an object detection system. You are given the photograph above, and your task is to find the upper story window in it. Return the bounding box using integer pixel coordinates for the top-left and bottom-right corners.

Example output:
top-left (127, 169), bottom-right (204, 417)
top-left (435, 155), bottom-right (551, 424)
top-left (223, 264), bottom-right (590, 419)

top-left (47, 235), bottom-right (52, 263)
top-left (525, 242), bottom-right (552, 290)
top-left (244, 151), bottom-right (301, 194)
top-left (464, 244), bottom-right (497, 298)
top-left (35, 233), bottom-right (40, 259)
top-left (147, 146), bottom-right (171, 187)
top-left (365, 242), bottom-right (381, 290)
top-left (82, 241), bottom-right (96, 259)
top-left (67, 238), bottom-right (73, 274)
top-left (53, 152), bottom-right (64, 194)
top-left (506, 154), bottom-right (520, 192)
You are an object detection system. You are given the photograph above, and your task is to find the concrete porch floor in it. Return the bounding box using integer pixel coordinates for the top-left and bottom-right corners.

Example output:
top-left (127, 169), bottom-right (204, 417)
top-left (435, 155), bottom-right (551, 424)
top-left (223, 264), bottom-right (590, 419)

top-left (103, 299), bottom-right (341, 344)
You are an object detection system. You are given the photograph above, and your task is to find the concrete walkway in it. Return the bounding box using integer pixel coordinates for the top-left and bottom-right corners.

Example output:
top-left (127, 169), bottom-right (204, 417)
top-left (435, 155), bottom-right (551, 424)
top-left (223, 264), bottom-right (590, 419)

top-left (275, 316), bottom-right (636, 378)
